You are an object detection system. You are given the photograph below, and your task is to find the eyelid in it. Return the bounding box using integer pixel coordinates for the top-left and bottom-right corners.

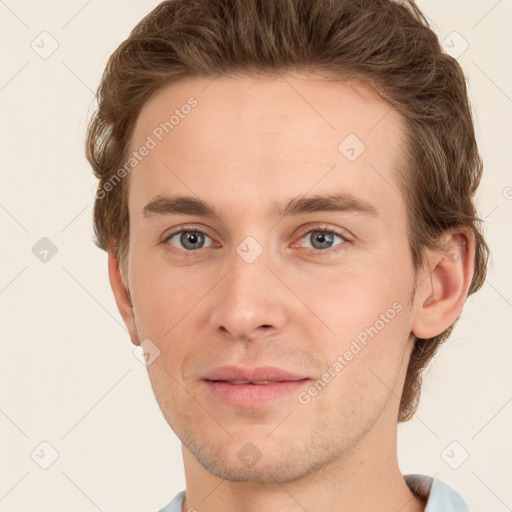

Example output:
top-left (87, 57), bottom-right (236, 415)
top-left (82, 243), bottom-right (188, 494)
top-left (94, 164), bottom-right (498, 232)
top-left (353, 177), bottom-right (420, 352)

top-left (161, 223), bottom-right (211, 239)
top-left (295, 223), bottom-right (352, 241)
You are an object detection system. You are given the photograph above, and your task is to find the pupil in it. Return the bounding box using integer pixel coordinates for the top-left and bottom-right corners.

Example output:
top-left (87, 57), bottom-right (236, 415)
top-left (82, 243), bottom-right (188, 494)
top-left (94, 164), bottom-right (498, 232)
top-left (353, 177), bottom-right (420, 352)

top-left (313, 231), bottom-right (333, 249)
top-left (181, 231), bottom-right (203, 249)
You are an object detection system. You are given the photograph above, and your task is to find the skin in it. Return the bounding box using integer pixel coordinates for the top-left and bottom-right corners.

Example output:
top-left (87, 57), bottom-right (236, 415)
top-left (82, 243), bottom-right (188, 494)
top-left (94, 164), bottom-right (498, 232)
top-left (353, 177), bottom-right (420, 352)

top-left (108, 73), bottom-right (475, 512)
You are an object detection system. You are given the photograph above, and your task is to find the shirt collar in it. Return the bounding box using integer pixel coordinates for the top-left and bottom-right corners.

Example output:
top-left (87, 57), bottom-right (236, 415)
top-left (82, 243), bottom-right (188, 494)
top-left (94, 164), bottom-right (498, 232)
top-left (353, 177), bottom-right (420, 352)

top-left (404, 474), bottom-right (470, 512)
top-left (159, 474), bottom-right (470, 511)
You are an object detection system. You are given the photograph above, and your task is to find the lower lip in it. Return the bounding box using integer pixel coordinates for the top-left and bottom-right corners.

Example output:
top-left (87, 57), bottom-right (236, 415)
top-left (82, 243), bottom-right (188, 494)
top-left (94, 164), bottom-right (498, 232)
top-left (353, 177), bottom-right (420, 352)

top-left (203, 379), bottom-right (311, 407)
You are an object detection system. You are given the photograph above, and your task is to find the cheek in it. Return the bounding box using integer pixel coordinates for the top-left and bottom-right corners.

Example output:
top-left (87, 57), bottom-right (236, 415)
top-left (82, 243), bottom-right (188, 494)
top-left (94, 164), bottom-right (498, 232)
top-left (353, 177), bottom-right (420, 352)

top-left (289, 261), bottom-right (410, 341)
top-left (306, 303), bottom-right (411, 430)
top-left (128, 248), bottom-right (204, 337)
top-left (298, 266), bottom-right (413, 394)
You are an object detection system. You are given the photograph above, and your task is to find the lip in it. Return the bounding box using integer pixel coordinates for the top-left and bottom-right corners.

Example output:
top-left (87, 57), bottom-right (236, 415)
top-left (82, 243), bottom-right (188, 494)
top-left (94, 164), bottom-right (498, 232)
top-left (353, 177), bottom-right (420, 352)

top-left (203, 380), bottom-right (311, 407)
top-left (202, 365), bottom-right (311, 407)
top-left (202, 365), bottom-right (308, 383)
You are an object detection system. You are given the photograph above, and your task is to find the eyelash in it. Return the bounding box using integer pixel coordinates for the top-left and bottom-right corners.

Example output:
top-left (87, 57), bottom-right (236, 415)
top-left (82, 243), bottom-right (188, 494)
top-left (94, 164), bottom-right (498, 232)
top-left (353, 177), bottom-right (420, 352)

top-left (161, 223), bottom-right (350, 256)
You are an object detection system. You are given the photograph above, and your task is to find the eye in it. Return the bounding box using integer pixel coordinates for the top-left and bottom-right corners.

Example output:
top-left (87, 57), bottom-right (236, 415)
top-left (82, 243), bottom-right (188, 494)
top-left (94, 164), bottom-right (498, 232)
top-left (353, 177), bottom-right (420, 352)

top-left (295, 225), bottom-right (348, 252)
top-left (161, 224), bottom-right (349, 254)
top-left (163, 229), bottom-right (214, 251)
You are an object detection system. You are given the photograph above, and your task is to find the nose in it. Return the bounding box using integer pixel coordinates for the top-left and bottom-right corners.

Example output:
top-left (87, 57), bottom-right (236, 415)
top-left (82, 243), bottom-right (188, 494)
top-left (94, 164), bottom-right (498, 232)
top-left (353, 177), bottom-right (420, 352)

top-left (208, 246), bottom-right (289, 342)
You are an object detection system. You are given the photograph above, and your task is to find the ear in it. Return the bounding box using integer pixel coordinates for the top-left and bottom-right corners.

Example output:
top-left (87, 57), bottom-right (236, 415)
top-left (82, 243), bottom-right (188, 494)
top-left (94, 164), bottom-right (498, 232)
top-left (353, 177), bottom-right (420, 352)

top-left (411, 227), bottom-right (475, 339)
top-left (107, 247), bottom-right (141, 347)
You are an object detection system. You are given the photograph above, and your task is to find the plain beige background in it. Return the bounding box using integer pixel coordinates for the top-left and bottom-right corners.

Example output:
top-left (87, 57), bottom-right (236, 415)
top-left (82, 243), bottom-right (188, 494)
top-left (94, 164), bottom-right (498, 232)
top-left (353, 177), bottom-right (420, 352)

top-left (1, 1), bottom-right (511, 511)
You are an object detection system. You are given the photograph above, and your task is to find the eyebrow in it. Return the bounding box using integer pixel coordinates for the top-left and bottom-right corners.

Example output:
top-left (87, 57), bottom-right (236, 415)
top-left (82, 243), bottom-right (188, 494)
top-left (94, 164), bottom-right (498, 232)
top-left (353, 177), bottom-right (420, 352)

top-left (141, 193), bottom-right (378, 219)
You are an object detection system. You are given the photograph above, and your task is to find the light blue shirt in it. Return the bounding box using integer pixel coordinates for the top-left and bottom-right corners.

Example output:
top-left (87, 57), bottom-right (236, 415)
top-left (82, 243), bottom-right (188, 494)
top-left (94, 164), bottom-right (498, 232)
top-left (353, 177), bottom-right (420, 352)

top-left (157, 473), bottom-right (469, 511)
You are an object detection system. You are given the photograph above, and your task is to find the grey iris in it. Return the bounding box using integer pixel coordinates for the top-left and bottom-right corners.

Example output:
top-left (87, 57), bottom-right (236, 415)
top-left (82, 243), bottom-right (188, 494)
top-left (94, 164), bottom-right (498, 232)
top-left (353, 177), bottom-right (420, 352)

top-left (310, 231), bottom-right (334, 249)
top-left (181, 231), bottom-right (205, 250)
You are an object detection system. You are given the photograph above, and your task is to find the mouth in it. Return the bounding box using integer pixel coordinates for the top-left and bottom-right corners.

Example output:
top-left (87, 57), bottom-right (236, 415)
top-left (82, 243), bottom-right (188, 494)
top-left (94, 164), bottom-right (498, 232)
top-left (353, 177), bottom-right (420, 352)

top-left (202, 365), bottom-right (308, 383)
top-left (206, 379), bottom-right (301, 385)
top-left (202, 377), bottom-right (311, 407)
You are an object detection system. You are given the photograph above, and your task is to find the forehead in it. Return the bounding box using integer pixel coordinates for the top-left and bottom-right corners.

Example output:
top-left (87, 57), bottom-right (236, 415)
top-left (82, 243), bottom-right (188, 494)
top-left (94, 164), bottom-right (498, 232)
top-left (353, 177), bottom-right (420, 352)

top-left (128, 73), bottom-right (407, 221)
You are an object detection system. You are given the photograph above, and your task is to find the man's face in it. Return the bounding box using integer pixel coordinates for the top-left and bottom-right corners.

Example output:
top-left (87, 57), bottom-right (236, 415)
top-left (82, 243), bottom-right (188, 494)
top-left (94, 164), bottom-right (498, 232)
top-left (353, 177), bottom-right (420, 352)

top-left (125, 73), bottom-right (417, 482)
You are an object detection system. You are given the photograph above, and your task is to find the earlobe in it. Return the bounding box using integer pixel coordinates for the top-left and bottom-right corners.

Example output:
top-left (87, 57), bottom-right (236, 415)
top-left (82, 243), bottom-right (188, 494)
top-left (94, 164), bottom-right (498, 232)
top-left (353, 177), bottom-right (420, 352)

top-left (107, 248), bottom-right (141, 346)
top-left (411, 228), bottom-right (475, 340)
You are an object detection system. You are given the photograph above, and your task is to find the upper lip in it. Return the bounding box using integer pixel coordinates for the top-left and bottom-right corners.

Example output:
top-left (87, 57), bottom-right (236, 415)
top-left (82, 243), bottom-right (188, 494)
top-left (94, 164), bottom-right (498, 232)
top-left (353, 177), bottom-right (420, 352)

top-left (203, 365), bottom-right (309, 383)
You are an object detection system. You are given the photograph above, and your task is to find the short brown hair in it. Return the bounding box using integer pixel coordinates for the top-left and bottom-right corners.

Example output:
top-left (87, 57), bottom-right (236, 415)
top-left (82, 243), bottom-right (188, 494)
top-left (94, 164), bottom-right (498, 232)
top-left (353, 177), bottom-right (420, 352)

top-left (86, 0), bottom-right (489, 422)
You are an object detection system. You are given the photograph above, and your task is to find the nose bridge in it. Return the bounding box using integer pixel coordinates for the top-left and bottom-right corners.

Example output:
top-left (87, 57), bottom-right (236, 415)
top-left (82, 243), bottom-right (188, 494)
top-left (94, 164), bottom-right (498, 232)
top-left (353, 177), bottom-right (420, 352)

top-left (209, 235), bottom-right (287, 339)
